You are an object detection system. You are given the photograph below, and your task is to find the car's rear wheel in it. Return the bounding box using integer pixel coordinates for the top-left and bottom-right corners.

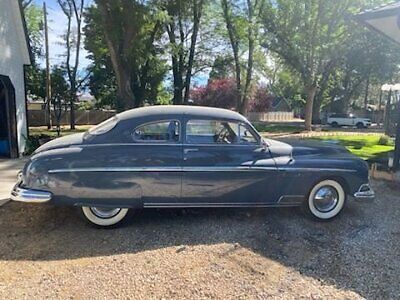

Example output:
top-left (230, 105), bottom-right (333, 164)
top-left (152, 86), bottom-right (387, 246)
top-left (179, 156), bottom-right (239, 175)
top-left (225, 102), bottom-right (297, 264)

top-left (81, 206), bottom-right (129, 227)
top-left (331, 121), bottom-right (339, 128)
top-left (304, 179), bottom-right (346, 220)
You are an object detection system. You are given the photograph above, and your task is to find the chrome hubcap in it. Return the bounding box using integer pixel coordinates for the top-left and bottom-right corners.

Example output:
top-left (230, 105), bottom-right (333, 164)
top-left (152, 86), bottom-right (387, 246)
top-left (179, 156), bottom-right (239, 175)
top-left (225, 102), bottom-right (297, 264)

top-left (313, 186), bottom-right (339, 212)
top-left (90, 207), bottom-right (121, 219)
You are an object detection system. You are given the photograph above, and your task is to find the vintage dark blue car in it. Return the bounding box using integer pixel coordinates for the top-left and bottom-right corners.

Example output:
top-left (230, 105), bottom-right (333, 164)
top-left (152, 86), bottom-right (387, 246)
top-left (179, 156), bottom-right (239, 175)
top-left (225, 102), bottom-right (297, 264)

top-left (12, 106), bottom-right (374, 227)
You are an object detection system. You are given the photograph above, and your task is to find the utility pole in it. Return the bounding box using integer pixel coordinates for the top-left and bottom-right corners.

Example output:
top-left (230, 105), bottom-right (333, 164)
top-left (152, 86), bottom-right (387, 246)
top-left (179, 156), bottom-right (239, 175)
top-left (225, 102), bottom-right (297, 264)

top-left (378, 88), bottom-right (383, 127)
top-left (43, 2), bottom-right (52, 129)
top-left (384, 89), bottom-right (392, 136)
top-left (394, 102), bottom-right (400, 171)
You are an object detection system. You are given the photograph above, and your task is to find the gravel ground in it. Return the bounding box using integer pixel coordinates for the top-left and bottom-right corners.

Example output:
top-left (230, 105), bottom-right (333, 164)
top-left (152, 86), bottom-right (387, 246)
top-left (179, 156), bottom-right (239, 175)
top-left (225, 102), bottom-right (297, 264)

top-left (0, 179), bottom-right (399, 299)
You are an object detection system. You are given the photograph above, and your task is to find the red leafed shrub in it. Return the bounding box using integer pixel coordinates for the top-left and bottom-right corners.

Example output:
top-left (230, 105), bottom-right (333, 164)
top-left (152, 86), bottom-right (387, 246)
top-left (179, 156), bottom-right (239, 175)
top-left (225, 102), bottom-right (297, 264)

top-left (191, 78), bottom-right (238, 109)
top-left (191, 79), bottom-right (274, 112)
top-left (248, 86), bottom-right (274, 112)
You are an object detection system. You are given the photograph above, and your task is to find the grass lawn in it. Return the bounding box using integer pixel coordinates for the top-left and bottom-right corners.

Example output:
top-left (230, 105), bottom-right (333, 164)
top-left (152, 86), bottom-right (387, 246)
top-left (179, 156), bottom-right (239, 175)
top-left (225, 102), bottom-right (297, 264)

top-left (254, 123), bottom-right (303, 134)
top-left (29, 125), bottom-right (93, 137)
top-left (311, 135), bottom-right (394, 160)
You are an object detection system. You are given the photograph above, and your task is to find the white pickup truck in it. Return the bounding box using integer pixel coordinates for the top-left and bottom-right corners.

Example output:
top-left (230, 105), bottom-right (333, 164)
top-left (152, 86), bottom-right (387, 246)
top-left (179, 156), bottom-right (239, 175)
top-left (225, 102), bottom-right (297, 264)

top-left (327, 114), bottom-right (372, 128)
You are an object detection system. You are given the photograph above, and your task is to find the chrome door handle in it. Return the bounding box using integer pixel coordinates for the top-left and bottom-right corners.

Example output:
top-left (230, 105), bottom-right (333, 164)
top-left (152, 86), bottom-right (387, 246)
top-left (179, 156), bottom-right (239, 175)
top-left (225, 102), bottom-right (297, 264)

top-left (184, 148), bottom-right (199, 154)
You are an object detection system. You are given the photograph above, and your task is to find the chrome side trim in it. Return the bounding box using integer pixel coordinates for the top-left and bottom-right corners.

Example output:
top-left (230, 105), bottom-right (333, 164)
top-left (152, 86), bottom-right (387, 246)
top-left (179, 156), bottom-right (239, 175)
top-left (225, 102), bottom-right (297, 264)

top-left (79, 143), bottom-right (182, 148)
top-left (354, 183), bottom-right (375, 200)
top-left (48, 166), bottom-right (355, 174)
top-left (11, 182), bottom-right (52, 203)
top-left (278, 167), bottom-right (357, 173)
top-left (143, 202), bottom-right (301, 208)
top-left (49, 167), bottom-right (182, 173)
top-left (77, 143), bottom-right (261, 148)
top-left (277, 195), bottom-right (304, 203)
top-left (48, 166), bottom-right (272, 173)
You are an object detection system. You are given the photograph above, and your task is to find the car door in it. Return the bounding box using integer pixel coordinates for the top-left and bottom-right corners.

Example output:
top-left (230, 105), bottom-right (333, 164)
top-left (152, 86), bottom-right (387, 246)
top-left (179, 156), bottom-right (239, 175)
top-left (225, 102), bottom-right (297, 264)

top-left (122, 118), bottom-right (183, 207)
top-left (181, 118), bottom-right (279, 206)
top-left (337, 114), bottom-right (346, 126)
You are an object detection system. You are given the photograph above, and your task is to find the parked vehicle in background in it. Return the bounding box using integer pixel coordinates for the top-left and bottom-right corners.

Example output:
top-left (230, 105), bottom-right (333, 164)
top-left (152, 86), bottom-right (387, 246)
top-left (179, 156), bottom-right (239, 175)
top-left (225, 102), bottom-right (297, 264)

top-left (11, 106), bottom-right (374, 227)
top-left (327, 114), bottom-right (371, 128)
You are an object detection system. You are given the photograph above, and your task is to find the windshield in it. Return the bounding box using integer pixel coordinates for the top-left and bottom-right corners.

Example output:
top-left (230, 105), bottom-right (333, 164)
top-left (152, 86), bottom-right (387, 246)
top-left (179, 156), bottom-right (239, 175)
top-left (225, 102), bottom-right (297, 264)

top-left (88, 116), bottom-right (118, 135)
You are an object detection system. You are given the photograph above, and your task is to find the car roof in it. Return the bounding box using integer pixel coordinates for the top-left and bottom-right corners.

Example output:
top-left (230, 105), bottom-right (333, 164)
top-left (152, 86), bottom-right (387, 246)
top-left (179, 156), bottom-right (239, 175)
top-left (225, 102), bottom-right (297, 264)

top-left (117, 105), bottom-right (248, 122)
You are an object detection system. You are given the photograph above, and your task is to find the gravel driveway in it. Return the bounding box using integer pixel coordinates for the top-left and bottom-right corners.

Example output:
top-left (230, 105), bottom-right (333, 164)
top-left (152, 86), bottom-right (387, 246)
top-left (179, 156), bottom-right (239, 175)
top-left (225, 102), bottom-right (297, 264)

top-left (0, 180), bottom-right (399, 299)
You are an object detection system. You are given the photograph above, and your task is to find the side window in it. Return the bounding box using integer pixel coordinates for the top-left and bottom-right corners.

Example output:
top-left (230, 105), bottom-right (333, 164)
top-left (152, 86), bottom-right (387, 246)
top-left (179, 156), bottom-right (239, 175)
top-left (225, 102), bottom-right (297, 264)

top-left (133, 120), bottom-right (180, 142)
top-left (186, 120), bottom-right (239, 144)
top-left (239, 123), bottom-right (258, 144)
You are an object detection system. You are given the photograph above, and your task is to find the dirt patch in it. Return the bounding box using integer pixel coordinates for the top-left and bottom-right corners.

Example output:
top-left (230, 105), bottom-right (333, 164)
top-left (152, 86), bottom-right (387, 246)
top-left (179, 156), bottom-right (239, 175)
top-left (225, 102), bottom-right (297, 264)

top-left (0, 180), bottom-right (398, 299)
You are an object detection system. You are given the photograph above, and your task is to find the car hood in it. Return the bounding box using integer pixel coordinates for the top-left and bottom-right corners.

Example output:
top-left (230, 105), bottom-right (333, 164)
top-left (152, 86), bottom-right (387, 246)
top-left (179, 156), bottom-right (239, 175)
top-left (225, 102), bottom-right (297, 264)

top-left (266, 138), bottom-right (351, 158)
top-left (285, 139), bottom-right (350, 156)
top-left (34, 132), bottom-right (85, 154)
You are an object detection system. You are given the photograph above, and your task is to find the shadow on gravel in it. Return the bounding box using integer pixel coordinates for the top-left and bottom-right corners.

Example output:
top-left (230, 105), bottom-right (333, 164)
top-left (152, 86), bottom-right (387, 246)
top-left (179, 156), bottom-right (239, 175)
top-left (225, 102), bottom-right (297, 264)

top-left (0, 181), bottom-right (399, 299)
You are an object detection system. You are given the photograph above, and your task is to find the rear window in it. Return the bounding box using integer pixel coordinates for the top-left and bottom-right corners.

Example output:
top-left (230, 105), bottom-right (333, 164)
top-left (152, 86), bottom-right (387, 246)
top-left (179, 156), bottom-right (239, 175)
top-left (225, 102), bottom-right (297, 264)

top-left (88, 116), bottom-right (118, 135)
top-left (133, 120), bottom-right (180, 142)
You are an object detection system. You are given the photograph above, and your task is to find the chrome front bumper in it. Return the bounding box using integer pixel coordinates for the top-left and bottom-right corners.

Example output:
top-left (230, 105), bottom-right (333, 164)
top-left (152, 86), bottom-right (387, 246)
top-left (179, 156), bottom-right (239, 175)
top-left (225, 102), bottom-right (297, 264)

top-left (11, 182), bottom-right (52, 203)
top-left (354, 183), bottom-right (375, 201)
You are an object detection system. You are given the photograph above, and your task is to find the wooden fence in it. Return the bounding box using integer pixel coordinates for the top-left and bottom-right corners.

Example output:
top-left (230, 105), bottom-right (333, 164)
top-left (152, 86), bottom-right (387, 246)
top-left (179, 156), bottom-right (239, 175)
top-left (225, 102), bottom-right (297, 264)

top-left (28, 110), bottom-right (116, 127)
top-left (247, 111), bottom-right (295, 122)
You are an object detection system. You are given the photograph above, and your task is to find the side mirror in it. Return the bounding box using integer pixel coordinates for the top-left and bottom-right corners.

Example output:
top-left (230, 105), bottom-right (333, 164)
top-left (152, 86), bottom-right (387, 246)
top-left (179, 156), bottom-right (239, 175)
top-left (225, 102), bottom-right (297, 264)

top-left (260, 139), bottom-right (268, 151)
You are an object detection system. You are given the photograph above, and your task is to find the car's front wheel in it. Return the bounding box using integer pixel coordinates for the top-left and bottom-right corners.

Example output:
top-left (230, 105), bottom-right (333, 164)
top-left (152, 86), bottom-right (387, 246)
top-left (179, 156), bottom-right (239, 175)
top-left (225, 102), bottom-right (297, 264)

top-left (81, 206), bottom-right (129, 227)
top-left (356, 122), bottom-right (365, 129)
top-left (304, 179), bottom-right (346, 220)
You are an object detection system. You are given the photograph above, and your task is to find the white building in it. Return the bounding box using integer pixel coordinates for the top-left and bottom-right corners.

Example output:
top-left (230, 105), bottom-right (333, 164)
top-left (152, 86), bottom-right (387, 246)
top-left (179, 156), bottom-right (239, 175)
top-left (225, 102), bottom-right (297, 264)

top-left (0, 0), bottom-right (31, 158)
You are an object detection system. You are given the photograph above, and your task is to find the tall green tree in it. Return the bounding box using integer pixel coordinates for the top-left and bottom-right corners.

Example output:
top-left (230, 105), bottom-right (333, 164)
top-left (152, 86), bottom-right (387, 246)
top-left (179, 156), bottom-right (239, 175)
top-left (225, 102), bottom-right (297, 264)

top-left (220, 0), bottom-right (264, 114)
top-left (23, 3), bottom-right (46, 101)
top-left (160, 0), bottom-right (205, 105)
top-left (57, 0), bottom-right (85, 129)
top-left (261, 0), bottom-right (349, 129)
top-left (260, 0), bottom-right (397, 129)
top-left (50, 66), bottom-right (70, 135)
top-left (209, 55), bottom-right (235, 80)
top-left (90, 0), bottom-right (167, 110)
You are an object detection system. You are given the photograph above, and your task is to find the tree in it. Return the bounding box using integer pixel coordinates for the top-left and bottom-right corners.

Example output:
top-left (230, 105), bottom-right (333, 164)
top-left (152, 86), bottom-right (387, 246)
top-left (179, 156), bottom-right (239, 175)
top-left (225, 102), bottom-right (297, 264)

top-left (311, 28), bottom-right (400, 121)
top-left (22, 0), bottom-right (34, 10)
top-left (50, 66), bottom-right (70, 136)
top-left (57, 0), bottom-right (85, 129)
top-left (23, 3), bottom-right (46, 102)
top-left (209, 55), bottom-right (235, 80)
top-left (220, 0), bottom-right (264, 114)
top-left (85, 2), bottom-right (167, 110)
top-left (261, 0), bottom-right (359, 130)
top-left (161, 0), bottom-right (205, 105)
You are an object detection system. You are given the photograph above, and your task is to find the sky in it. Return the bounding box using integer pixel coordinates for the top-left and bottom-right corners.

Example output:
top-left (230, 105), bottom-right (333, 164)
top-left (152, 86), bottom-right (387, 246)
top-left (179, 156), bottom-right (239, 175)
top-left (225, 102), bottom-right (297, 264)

top-left (33, 0), bottom-right (92, 70)
top-left (31, 0), bottom-right (211, 87)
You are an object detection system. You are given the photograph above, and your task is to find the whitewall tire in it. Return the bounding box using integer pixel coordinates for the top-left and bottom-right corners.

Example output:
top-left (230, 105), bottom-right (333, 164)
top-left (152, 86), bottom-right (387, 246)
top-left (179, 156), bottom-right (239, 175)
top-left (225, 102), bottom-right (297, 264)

top-left (81, 206), bottom-right (129, 227)
top-left (305, 179), bottom-right (346, 220)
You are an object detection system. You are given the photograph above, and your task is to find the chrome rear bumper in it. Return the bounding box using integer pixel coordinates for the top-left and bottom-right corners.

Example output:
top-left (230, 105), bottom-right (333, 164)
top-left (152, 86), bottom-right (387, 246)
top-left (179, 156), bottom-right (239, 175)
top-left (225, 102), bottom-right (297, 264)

top-left (11, 182), bottom-right (52, 203)
top-left (354, 183), bottom-right (375, 201)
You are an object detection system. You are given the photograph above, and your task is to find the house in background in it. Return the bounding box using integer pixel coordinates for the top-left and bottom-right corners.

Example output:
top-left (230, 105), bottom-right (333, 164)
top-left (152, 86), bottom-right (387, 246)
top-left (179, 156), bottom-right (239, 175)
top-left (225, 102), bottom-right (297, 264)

top-left (0, 0), bottom-right (31, 158)
top-left (270, 97), bottom-right (292, 112)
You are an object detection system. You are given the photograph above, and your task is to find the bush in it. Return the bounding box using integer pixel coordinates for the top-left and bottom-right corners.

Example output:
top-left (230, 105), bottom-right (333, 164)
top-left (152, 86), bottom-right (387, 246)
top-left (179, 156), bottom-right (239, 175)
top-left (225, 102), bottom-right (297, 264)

top-left (191, 78), bottom-right (238, 109)
top-left (378, 135), bottom-right (390, 146)
top-left (23, 134), bottom-right (52, 155)
top-left (248, 86), bottom-right (274, 112)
